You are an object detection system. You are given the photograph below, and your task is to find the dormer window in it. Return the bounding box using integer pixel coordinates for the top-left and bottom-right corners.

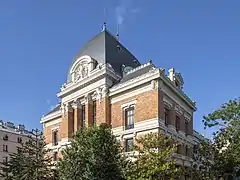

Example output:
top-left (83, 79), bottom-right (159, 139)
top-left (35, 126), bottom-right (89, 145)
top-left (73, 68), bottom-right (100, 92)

top-left (175, 81), bottom-right (180, 88)
top-left (117, 45), bottom-right (122, 52)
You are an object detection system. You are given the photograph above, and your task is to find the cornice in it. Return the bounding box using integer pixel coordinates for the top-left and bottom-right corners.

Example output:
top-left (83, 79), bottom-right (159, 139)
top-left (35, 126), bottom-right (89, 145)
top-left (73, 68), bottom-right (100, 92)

top-left (58, 64), bottom-right (120, 98)
top-left (161, 75), bottom-right (197, 111)
top-left (40, 110), bottom-right (61, 124)
top-left (109, 69), bottom-right (160, 96)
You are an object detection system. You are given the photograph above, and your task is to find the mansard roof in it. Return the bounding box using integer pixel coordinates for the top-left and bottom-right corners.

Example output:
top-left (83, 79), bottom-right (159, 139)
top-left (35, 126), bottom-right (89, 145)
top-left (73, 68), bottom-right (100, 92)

top-left (44, 103), bottom-right (61, 116)
top-left (71, 29), bottom-right (141, 76)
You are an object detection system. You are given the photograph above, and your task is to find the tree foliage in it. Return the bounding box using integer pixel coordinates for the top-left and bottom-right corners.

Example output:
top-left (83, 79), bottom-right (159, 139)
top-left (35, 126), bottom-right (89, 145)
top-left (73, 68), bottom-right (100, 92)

top-left (57, 123), bottom-right (127, 180)
top-left (125, 132), bottom-right (182, 180)
top-left (0, 129), bottom-right (56, 180)
top-left (190, 141), bottom-right (215, 180)
top-left (202, 98), bottom-right (240, 178)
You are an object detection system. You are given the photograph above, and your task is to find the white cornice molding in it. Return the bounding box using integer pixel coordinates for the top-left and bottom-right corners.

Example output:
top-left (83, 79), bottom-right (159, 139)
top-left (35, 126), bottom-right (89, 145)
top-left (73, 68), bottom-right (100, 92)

top-left (58, 64), bottom-right (120, 98)
top-left (112, 118), bottom-right (195, 146)
top-left (161, 75), bottom-right (197, 111)
top-left (108, 67), bottom-right (196, 111)
top-left (109, 69), bottom-right (160, 96)
top-left (40, 110), bottom-right (61, 124)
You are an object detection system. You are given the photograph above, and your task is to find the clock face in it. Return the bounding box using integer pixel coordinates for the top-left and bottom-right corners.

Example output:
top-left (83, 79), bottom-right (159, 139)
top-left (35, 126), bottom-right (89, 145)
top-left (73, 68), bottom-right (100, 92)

top-left (124, 66), bottom-right (133, 73)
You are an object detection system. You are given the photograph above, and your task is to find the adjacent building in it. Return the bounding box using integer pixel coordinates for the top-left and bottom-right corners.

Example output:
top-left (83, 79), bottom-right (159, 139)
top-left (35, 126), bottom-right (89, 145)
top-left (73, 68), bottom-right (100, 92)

top-left (0, 120), bottom-right (30, 164)
top-left (40, 27), bottom-right (197, 167)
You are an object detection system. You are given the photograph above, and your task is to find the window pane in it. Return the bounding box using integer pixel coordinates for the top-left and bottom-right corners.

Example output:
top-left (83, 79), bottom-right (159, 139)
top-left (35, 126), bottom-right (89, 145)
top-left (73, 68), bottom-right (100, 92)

top-left (82, 105), bottom-right (86, 127)
top-left (125, 107), bottom-right (134, 130)
top-left (126, 138), bottom-right (134, 152)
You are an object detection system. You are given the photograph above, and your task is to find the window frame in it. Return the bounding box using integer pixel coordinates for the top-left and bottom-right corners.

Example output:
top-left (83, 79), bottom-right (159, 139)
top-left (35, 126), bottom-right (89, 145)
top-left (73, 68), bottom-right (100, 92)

top-left (3, 134), bottom-right (8, 141)
top-left (125, 138), bottom-right (134, 152)
top-left (185, 120), bottom-right (189, 135)
top-left (177, 144), bottom-right (181, 154)
top-left (2, 156), bottom-right (8, 164)
top-left (17, 137), bottom-right (22, 143)
top-left (3, 144), bottom-right (8, 152)
top-left (53, 152), bottom-right (58, 161)
top-left (124, 106), bottom-right (135, 130)
top-left (193, 145), bottom-right (198, 154)
top-left (92, 100), bottom-right (96, 125)
top-left (175, 115), bottom-right (180, 131)
top-left (82, 104), bottom-right (86, 127)
top-left (52, 130), bottom-right (58, 146)
top-left (164, 107), bottom-right (169, 126)
top-left (185, 146), bottom-right (189, 156)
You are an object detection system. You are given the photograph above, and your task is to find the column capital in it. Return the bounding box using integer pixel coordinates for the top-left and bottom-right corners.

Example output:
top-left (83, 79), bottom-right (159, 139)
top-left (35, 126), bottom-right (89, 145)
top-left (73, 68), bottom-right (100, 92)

top-left (61, 103), bottom-right (73, 114)
top-left (85, 94), bottom-right (92, 104)
top-left (72, 100), bottom-right (82, 109)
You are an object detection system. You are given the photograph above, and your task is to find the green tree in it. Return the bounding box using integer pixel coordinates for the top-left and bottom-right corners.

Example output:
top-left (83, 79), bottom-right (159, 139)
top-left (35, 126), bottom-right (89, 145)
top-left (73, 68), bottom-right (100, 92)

top-left (190, 141), bottom-right (215, 180)
top-left (57, 123), bottom-right (127, 180)
top-left (0, 129), bottom-right (56, 180)
top-left (125, 132), bottom-right (182, 180)
top-left (202, 98), bottom-right (240, 178)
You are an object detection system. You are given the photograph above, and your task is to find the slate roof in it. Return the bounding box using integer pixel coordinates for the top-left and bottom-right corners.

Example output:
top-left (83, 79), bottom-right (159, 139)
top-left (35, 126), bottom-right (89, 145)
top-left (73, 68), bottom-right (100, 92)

top-left (44, 103), bottom-right (61, 116)
top-left (120, 63), bottom-right (155, 83)
top-left (68, 29), bottom-right (141, 82)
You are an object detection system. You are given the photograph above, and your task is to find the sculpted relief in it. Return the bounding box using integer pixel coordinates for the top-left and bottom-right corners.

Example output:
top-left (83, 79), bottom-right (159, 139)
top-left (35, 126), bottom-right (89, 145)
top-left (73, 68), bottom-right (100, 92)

top-left (73, 63), bottom-right (89, 82)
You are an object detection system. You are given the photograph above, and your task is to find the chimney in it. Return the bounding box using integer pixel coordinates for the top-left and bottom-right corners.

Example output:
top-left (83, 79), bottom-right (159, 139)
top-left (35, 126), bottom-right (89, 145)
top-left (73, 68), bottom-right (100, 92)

top-left (168, 68), bottom-right (175, 81)
top-left (6, 121), bottom-right (14, 128)
top-left (18, 124), bottom-right (25, 131)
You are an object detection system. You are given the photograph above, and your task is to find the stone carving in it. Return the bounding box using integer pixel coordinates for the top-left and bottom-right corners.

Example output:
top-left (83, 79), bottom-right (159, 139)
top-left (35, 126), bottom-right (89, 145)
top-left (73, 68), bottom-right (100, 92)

top-left (60, 103), bottom-right (65, 114)
top-left (60, 103), bottom-right (73, 115)
top-left (92, 86), bottom-right (109, 102)
top-left (72, 100), bottom-right (82, 109)
top-left (73, 64), bottom-right (89, 82)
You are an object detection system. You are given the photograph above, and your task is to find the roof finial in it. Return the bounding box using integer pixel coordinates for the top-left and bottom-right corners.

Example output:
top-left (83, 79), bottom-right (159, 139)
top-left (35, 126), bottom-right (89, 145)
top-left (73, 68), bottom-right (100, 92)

top-left (102, 22), bottom-right (107, 31)
top-left (102, 8), bottom-right (107, 32)
top-left (116, 23), bottom-right (120, 40)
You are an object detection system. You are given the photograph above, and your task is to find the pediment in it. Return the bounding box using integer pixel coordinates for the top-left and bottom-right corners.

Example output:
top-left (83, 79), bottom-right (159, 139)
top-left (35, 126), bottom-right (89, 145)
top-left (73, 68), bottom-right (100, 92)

top-left (69, 55), bottom-right (97, 83)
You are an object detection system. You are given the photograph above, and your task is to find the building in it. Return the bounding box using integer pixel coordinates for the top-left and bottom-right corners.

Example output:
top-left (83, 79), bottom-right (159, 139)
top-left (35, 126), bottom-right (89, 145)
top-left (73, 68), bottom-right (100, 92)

top-left (0, 120), bottom-right (31, 164)
top-left (40, 27), bottom-right (197, 167)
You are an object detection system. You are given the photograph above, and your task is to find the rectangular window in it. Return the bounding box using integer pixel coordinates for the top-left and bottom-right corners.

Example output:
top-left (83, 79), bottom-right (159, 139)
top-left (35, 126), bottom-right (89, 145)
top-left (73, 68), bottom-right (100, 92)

top-left (2, 157), bottom-right (8, 164)
top-left (177, 145), bottom-right (181, 154)
top-left (193, 145), bottom-right (198, 154)
top-left (53, 152), bottom-right (58, 161)
top-left (185, 121), bottom-right (189, 135)
top-left (185, 146), bottom-right (189, 156)
top-left (125, 107), bottom-right (134, 130)
top-left (52, 130), bottom-right (58, 146)
top-left (17, 137), bottom-right (22, 143)
top-left (82, 105), bottom-right (86, 127)
top-left (92, 101), bottom-right (96, 125)
top-left (3, 135), bottom-right (8, 141)
top-left (125, 138), bottom-right (134, 152)
top-left (176, 115), bottom-right (180, 131)
top-left (3, 145), bottom-right (8, 152)
top-left (164, 108), bottom-right (169, 126)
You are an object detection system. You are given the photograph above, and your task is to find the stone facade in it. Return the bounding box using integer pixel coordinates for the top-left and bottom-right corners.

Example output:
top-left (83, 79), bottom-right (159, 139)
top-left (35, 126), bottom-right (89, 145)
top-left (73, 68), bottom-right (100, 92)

top-left (40, 28), bottom-right (198, 167)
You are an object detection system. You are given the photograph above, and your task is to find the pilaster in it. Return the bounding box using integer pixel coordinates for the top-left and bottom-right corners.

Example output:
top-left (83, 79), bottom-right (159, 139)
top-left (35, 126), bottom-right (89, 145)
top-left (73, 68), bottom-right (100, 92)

top-left (72, 100), bottom-right (82, 132)
top-left (85, 95), bottom-right (93, 127)
top-left (60, 103), bottom-right (74, 139)
top-left (168, 104), bottom-right (176, 128)
top-left (188, 117), bottom-right (193, 135)
top-left (179, 114), bottom-right (186, 136)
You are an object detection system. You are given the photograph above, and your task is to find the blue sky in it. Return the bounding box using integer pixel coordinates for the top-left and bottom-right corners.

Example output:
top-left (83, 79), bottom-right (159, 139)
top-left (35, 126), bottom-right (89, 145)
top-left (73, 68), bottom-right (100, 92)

top-left (0, 0), bottom-right (239, 138)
